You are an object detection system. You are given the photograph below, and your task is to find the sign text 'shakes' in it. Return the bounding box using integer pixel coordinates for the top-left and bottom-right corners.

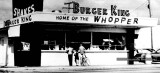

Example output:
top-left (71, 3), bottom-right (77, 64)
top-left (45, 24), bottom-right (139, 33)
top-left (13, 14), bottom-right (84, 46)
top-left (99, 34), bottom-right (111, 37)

top-left (13, 4), bottom-right (35, 18)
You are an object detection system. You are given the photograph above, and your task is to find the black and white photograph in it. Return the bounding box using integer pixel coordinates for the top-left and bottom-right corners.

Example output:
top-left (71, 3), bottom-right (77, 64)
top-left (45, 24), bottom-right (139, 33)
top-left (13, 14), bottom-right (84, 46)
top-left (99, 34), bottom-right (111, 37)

top-left (0, 0), bottom-right (160, 73)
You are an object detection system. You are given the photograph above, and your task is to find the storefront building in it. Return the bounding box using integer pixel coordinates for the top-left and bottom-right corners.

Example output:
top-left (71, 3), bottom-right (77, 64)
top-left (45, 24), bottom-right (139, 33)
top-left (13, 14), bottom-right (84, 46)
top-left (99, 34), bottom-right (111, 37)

top-left (0, 0), bottom-right (158, 66)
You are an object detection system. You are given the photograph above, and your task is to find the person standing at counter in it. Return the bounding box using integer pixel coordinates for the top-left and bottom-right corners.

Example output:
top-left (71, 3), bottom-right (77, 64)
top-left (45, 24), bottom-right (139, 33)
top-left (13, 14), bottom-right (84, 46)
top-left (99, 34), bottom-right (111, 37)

top-left (74, 49), bottom-right (79, 66)
top-left (79, 44), bottom-right (86, 65)
top-left (79, 44), bottom-right (85, 55)
top-left (66, 46), bottom-right (74, 66)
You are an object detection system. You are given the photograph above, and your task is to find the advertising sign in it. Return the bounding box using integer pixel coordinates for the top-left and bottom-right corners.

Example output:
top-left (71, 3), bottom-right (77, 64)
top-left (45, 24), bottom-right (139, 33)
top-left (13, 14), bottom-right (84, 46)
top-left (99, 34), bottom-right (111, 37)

top-left (6, 0), bottom-right (157, 28)
top-left (21, 42), bottom-right (30, 51)
top-left (4, 12), bottom-right (158, 27)
top-left (31, 13), bottom-right (158, 27)
top-left (43, 0), bottom-right (130, 17)
top-left (4, 14), bottom-right (32, 27)
top-left (12, 0), bottom-right (43, 18)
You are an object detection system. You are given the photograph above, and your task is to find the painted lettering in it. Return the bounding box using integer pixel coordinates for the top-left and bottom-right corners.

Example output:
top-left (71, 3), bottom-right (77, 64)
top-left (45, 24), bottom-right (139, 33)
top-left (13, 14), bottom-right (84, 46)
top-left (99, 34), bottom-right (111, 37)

top-left (101, 17), bottom-right (107, 23)
top-left (94, 16), bottom-right (139, 25)
top-left (108, 17), bottom-right (113, 22)
top-left (133, 18), bottom-right (138, 24)
top-left (80, 17), bottom-right (88, 21)
top-left (94, 16), bottom-right (101, 22)
top-left (111, 5), bottom-right (130, 17)
top-left (127, 19), bottom-right (131, 24)
top-left (80, 7), bottom-right (85, 14)
top-left (73, 2), bottom-right (79, 13)
top-left (72, 16), bottom-right (78, 20)
top-left (114, 18), bottom-right (119, 23)
top-left (63, 1), bottom-right (130, 16)
top-left (13, 4), bottom-right (35, 17)
top-left (111, 5), bottom-right (117, 16)
top-left (56, 16), bottom-right (69, 20)
top-left (21, 15), bottom-right (32, 23)
top-left (121, 17), bottom-right (126, 23)
top-left (63, 1), bottom-right (110, 16)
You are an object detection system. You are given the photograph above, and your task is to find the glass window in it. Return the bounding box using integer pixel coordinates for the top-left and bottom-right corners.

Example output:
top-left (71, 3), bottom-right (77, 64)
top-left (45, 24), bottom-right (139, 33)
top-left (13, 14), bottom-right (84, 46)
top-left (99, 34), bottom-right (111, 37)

top-left (110, 33), bottom-right (126, 50)
top-left (92, 32), bottom-right (126, 50)
top-left (66, 32), bottom-right (91, 50)
top-left (41, 31), bottom-right (126, 51)
top-left (41, 32), bottom-right (65, 50)
top-left (21, 41), bottom-right (30, 51)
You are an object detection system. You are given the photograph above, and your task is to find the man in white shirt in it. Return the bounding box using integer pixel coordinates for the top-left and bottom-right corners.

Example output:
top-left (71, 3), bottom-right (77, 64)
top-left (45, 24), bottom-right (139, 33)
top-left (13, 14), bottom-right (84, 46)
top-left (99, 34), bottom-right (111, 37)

top-left (79, 44), bottom-right (85, 55)
top-left (66, 46), bottom-right (74, 66)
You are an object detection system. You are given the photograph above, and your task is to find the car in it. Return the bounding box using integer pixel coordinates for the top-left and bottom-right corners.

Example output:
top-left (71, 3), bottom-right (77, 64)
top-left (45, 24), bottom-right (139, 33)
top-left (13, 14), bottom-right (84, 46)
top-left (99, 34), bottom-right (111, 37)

top-left (151, 49), bottom-right (160, 64)
top-left (134, 53), bottom-right (146, 64)
top-left (134, 49), bottom-right (153, 64)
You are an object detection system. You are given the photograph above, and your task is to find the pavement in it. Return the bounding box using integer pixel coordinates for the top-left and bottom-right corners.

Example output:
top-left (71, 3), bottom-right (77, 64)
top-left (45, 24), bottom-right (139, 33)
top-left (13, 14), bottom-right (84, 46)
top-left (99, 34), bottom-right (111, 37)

top-left (1, 64), bottom-right (160, 73)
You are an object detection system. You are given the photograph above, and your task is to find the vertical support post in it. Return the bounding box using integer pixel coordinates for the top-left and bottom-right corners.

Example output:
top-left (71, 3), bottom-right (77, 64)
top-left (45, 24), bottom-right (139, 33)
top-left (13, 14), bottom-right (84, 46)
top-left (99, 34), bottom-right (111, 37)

top-left (126, 29), bottom-right (135, 65)
top-left (151, 27), bottom-right (153, 49)
top-left (148, 0), bottom-right (153, 49)
top-left (91, 32), bottom-right (93, 47)
top-left (5, 38), bottom-right (8, 66)
top-left (65, 32), bottom-right (67, 50)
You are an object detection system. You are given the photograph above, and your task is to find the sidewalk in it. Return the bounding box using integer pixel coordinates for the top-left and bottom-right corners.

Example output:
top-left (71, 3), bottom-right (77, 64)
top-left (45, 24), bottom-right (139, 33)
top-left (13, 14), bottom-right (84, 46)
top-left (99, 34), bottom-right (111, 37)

top-left (0, 64), bottom-right (160, 73)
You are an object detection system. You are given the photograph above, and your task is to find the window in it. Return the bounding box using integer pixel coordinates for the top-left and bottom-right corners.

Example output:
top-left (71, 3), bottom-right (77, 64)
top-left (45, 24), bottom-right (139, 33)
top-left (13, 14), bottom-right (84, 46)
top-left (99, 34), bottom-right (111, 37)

top-left (66, 32), bottom-right (91, 50)
top-left (41, 32), bottom-right (65, 50)
top-left (0, 37), bottom-right (4, 46)
top-left (92, 32), bottom-right (126, 50)
top-left (41, 31), bottom-right (126, 51)
top-left (21, 42), bottom-right (30, 51)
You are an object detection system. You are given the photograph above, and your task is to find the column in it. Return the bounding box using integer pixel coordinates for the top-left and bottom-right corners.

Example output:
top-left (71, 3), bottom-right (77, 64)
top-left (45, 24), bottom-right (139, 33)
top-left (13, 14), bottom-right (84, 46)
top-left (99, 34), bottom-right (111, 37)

top-left (126, 29), bottom-right (135, 65)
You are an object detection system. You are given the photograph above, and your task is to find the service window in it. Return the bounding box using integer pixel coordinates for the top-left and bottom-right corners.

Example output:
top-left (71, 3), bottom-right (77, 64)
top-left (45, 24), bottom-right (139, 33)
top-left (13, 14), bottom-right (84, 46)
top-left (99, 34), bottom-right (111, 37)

top-left (66, 32), bottom-right (91, 50)
top-left (21, 41), bottom-right (30, 51)
top-left (110, 33), bottom-right (126, 50)
top-left (92, 32), bottom-right (126, 50)
top-left (41, 32), bottom-right (65, 50)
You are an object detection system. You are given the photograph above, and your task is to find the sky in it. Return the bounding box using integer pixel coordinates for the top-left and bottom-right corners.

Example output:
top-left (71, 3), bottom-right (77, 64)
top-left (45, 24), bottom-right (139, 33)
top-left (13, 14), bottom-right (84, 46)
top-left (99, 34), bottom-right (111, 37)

top-left (0, 0), bottom-right (12, 21)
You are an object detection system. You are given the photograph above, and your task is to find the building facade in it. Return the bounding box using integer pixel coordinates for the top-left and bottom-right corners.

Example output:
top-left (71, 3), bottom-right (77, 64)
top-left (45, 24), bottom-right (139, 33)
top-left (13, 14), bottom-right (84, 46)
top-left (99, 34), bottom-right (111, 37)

top-left (0, 0), bottom-right (158, 67)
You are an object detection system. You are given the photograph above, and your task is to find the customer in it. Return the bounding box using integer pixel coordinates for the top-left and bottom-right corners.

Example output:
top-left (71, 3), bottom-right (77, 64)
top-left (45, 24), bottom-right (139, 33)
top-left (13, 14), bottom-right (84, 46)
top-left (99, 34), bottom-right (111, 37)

top-left (79, 44), bottom-right (85, 54)
top-left (74, 49), bottom-right (79, 66)
top-left (79, 44), bottom-right (86, 65)
top-left (66, 45), bottom-right (74, 66)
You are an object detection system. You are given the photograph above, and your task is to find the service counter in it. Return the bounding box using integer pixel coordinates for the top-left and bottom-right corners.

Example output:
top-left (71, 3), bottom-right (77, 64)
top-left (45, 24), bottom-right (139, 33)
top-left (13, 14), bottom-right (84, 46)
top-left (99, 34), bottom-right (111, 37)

top-left (41, 50), bottom-right (128, 66)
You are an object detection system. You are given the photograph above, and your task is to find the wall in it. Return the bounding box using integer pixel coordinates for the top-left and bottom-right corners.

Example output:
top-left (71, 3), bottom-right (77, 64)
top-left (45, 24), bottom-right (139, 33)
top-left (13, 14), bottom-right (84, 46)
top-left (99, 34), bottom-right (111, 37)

top-left (0, 37), bottom-right (8, 66)
top-left (7, 45), bottom-right (14, 66)
top-left (0, 34), bottom-right (14, 67)
top-left (135, 28), bottom-right (152, 49)
top-left (41, 51), bottom-right (128, 66)
top-left (135, 26), bottom-right (160, 50)
top-left (152, 25), bottom-right (160, 50)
